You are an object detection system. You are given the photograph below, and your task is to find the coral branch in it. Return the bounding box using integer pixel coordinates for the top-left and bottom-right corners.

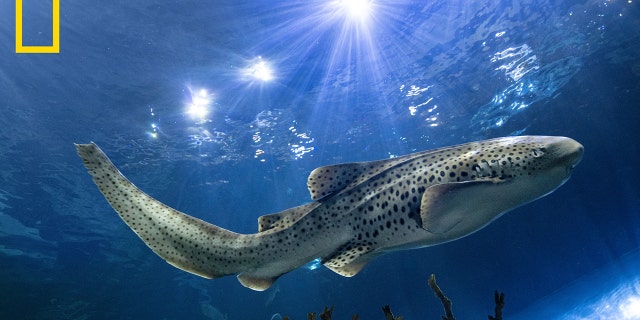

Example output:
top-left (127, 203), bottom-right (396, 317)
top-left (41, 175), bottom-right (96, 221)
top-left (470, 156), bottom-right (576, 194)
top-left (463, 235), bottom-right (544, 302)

top-left (319, 306), bottom-right (334, 320)
top-left (488, 291), bottom-right (505, 320)
top-left (428, 274), bottom-right (455, 320)
top-left (382, 305), bottom-right (402, 320)
top-left (285, 274), bottom-right (505, 319)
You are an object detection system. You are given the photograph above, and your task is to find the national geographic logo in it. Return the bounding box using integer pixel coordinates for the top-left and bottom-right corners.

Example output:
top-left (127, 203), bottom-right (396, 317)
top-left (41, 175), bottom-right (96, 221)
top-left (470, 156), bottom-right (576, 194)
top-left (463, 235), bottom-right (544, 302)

top-left (15, 0), bottom-right (60, 53)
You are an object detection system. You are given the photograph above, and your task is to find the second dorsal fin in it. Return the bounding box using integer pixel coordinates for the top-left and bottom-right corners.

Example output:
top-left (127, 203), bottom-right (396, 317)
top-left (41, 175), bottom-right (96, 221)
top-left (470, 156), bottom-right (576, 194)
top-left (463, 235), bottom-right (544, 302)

top-left (257, 202), bottom-right (319, 232)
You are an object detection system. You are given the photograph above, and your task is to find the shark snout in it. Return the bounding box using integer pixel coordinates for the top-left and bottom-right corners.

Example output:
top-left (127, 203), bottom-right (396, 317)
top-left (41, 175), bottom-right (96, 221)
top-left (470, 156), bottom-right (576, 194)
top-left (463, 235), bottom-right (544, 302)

top-left (548, 136), bottom-right (584, 172)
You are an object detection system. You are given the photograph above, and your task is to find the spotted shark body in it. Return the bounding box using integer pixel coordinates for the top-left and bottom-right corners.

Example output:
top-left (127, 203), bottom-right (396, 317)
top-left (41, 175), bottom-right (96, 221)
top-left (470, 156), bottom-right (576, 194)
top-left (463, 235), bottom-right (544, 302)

top-left (76, 136), bottom-right (583, 290)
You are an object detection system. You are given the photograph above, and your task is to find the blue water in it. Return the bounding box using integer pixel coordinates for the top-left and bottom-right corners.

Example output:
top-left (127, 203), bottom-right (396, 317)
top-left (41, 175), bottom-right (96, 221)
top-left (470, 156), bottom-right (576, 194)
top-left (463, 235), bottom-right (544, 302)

top-left (1, 0), bottom-right (639, 319)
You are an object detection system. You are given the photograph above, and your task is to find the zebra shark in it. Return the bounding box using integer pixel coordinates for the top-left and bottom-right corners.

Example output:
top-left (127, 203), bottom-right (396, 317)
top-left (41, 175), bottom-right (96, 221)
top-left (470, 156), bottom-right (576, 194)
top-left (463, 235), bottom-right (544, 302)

top-left (75, 136), bottom-right (583, 291)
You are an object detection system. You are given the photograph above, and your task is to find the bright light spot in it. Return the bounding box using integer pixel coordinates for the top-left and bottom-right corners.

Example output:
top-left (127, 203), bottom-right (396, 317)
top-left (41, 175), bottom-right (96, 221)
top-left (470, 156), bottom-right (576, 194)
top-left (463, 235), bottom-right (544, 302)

top-left (337, 0), bottom-right (373, 21)
top-left (620, 296), bottom-right (640, 319)
top-left (147, 106), bottom-right (159, 139)
top-left (303, 258), bottom-right (322, 270)
top-left (246, 57), bottom-right (274, 82)
top-left (188, 104), bottom-right (208, 119)
top-left (406, 85), bottom-right (431, 97)
top-left (148, 123), bottom-right (158, 139)
top-left (558, 277), bottom-right (640, 320)
top-left (253, 61), bottom-right (273, 81)
top-left (187, 88), bottom-right (212, 121)
top-left (408, 97), bottom-right (434, 116)
top-left (252, 132), bottom-right (262, 143)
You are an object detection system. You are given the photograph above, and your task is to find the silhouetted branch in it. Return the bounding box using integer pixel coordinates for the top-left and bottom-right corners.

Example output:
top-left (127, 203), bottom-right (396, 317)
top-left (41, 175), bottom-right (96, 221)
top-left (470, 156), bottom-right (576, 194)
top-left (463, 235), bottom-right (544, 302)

top-left (382, 305), bottom-right (402, 320)
top-left (285, 274), bottom-right (505, 320)
top-left (319, 306), bottom-right (334, 320)
top-left (428, 274), bottom-right (455, 320)
top-left (488, 291), bottom-right (505, 320)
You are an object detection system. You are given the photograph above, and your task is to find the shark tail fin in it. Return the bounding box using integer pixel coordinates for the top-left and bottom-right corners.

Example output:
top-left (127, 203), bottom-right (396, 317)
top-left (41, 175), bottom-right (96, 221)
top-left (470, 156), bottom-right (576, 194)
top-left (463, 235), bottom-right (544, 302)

top-left (75, 142), bottom-right (246, 280)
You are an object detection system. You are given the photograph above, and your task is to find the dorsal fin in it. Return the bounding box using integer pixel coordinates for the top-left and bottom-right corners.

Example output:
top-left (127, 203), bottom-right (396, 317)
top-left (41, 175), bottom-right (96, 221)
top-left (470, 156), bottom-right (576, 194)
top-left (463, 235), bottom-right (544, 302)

top-left (306, 153), bottom-right (429, 200)
top-left (306, 163), bottom-right (367, 200)
top-left (257, 202), bottom-right (319, 232)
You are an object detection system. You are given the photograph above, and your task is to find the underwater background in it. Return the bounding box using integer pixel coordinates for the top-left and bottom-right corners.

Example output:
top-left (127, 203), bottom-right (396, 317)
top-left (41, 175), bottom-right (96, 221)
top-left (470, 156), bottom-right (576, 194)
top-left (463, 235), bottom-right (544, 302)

top-left (1, 0), bottom-right (639, 319)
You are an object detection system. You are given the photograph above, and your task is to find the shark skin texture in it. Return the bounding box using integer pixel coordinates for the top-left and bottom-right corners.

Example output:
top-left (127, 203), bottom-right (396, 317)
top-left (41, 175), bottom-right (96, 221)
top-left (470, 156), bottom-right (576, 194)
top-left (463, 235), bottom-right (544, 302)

top-left (75, 136), bottom-right (583, 291)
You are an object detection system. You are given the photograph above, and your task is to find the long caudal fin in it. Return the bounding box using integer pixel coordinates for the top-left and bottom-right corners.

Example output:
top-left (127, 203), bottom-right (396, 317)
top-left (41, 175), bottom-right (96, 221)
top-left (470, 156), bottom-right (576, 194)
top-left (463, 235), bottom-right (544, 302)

top-left (75, 142), bottom-right (246, 280)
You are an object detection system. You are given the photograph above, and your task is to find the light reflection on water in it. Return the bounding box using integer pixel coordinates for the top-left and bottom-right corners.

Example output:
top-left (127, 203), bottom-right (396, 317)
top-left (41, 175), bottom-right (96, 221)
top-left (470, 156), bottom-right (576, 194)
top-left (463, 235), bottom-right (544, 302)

top-left (491, 43), bottom-right (539, 82)
top-left (471, 55), bottom-right (582, 134)
top-left (561, 277), bottom-right (640, 320)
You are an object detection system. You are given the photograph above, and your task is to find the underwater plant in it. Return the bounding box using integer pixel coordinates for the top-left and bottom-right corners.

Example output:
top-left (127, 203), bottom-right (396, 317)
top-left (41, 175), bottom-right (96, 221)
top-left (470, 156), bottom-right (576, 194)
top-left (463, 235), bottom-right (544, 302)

top-left (281, 274), bottom-right (505, 320)
top-left (428, 274), bottom-right (504, 320)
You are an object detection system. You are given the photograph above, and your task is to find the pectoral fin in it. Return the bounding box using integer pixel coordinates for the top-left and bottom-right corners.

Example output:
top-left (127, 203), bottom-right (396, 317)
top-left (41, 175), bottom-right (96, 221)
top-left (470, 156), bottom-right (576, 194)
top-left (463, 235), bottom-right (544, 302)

top-left (324, 260), bottom-right (369, 277)
top-left (420, 179), bottom-right (505, 234)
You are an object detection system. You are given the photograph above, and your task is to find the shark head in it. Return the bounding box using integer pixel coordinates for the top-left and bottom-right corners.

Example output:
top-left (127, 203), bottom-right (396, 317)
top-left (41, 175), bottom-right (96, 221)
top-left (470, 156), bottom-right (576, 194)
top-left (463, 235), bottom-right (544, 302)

top-left (420, 136), bottom-right (584, 239)
top-left (465, 135), bottom-right (583, 186)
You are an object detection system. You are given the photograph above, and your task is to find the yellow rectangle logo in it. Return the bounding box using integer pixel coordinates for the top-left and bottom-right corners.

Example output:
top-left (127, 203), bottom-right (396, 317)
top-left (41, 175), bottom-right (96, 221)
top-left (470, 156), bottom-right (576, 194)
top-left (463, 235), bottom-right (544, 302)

top-left (15, 0), bottom-right (60, 53)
